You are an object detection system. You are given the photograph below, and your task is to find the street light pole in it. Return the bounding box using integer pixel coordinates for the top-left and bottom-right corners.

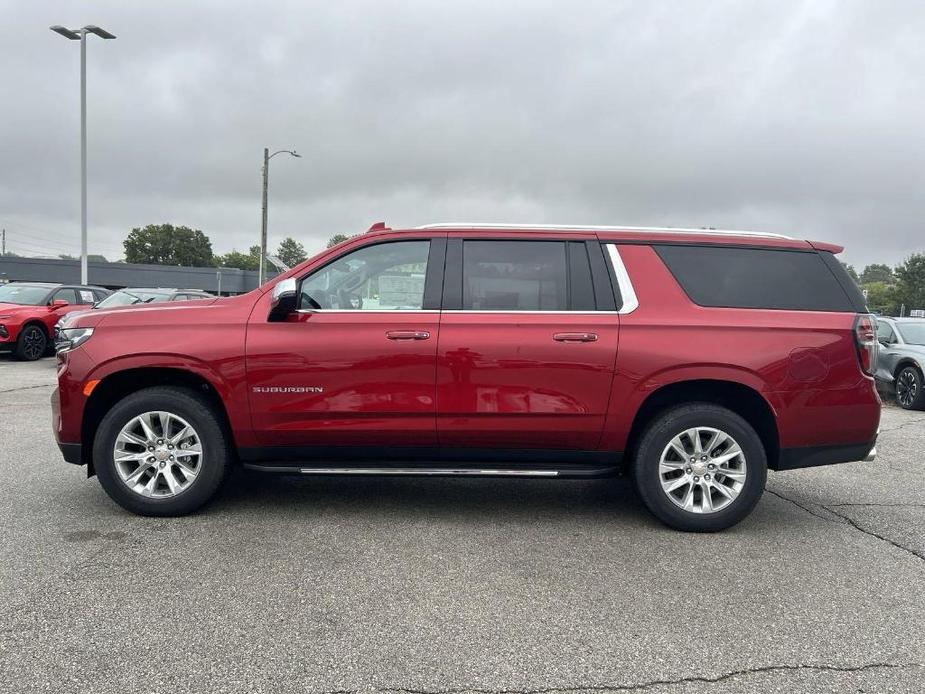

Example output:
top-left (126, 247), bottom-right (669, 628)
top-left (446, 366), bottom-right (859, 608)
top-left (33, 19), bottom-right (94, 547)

top-left (50, 24), bottom-right (116, 285)
top-left (259, 148), bottom-right (301, 285)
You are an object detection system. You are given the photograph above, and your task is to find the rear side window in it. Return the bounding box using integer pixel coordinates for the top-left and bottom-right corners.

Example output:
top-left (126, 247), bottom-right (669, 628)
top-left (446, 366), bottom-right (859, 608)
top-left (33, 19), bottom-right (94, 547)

top-left (462, 241), bottom-right (567, 311)
top-left (654, 245), bottom-right (855, 312)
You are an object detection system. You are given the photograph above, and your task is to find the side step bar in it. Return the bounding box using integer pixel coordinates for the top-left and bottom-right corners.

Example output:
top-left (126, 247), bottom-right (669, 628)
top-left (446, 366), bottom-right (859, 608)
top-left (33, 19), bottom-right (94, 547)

top-left (243, 464), bottom-right (618, 478)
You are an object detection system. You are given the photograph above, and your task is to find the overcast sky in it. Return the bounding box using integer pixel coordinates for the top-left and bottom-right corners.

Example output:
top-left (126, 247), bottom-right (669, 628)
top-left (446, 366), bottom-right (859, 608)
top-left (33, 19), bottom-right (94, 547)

top-left (1, 0), bottom-right (923, 268)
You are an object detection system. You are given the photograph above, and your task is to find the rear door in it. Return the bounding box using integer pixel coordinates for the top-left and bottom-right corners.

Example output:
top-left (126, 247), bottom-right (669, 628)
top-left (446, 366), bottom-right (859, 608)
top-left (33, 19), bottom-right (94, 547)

top-left (436, 236), bottom-right (619, 451)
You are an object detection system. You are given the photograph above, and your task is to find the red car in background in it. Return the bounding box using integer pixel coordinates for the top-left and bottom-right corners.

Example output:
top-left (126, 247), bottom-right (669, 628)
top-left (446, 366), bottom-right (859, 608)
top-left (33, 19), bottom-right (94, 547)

top-left (0, 282), bottom-right (110, 360)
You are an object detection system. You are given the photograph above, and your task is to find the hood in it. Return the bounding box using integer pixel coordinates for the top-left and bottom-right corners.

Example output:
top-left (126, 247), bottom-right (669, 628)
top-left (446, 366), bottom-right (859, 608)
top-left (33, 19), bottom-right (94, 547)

top-left (0, 302), bottom-right (41, 315)
top-left (67, 297), bottom-right (221, 328)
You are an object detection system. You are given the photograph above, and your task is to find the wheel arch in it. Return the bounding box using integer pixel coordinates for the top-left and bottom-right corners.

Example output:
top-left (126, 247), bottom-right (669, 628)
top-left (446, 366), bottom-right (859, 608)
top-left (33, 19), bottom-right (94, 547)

top-left (624, 379), bottom-right (780, 470)
top-left (81, 367), bottom-right (236, 477)
top-left (893, 358), bottom-right (924, 380)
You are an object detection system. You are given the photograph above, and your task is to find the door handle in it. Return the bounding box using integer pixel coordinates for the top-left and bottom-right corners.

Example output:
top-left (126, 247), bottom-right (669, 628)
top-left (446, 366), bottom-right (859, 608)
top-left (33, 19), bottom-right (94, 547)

top-left (553, 332), bottom-right (598, 343)
top-left (386, 330), bottom-right (431, 340)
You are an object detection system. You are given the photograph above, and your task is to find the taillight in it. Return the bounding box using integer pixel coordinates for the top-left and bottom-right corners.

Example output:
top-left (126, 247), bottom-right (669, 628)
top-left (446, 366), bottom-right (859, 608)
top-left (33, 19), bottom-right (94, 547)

top-left (854, 314), bottom-right (877, 376)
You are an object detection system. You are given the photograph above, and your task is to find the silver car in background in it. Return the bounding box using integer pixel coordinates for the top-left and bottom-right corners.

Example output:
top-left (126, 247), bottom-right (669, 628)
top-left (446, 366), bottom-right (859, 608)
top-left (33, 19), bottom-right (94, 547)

top-left (875, 317), bottom-right (925, 410)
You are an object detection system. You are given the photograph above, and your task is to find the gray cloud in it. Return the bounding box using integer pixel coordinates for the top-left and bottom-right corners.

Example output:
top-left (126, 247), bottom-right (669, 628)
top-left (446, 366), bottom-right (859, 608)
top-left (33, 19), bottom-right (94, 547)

top-left (1, 0), bottom-right (923, 268)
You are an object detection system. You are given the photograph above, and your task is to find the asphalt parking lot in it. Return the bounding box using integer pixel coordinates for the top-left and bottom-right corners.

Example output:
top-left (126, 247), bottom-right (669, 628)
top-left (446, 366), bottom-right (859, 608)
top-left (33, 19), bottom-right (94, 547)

top-left (0, 355), bottom-right (923, 694)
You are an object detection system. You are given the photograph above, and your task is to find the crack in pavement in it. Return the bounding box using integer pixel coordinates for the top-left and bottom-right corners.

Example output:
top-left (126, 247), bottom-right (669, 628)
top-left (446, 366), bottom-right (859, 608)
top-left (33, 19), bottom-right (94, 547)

top-left (877, 418), bottom-right (925, 434)
top-left (765, 489), bottom-right (842, 524)
top-left (321, 663), bottom-right (914, 694)
top-left (823, 505), bottom-right (924, 562)
top-left (766, 489), bottom-right (924, 563)
top-left (829, 502), bottom-right (925, 509)
top-left (0, 383), bottom-right (54, 394)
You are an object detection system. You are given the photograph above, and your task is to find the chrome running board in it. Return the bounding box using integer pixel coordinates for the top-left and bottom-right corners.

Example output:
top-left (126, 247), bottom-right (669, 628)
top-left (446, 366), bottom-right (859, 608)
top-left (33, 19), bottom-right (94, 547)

top-left (297, 467), bottom-right (559, 477)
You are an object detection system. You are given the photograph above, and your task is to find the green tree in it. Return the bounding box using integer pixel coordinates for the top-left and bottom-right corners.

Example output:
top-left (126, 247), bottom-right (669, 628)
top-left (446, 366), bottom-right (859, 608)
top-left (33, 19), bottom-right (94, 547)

top-left (326, 234), bottom-right (350, 248)
top-left (892, 253), bottom-right (925, 313)
top-left (840, 262), bottom-right (859, 283)
top-left (123, 224), bottom-right (214, 266)
top-left (275, 237), bottom-right (307, 267)
top-left (861, 281), bottom-right (898, 315)
top-left (859, 263), bottom-right (894, 285)
top-left (219, 246), bottom-right (261, 271)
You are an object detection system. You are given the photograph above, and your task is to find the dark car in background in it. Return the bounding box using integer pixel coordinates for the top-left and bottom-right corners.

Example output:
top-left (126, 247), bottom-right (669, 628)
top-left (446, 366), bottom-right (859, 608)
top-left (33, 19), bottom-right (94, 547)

top-left (0, 282), bottom-right (110, 360)
top-left (875, 317), bottom-right (925, 409)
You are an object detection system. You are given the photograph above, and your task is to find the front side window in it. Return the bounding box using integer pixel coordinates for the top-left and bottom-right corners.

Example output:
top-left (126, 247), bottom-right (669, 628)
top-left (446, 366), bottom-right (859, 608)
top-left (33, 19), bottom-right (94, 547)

top-left (462, 241), bottom-right (568, 311)
top-left (299, 240), bottom-right (430, 311)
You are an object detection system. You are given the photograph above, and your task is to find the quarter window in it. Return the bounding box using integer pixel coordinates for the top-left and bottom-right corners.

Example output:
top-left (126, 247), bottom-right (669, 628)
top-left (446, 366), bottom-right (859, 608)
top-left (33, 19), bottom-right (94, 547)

top-left (462, 241), bottom-right (568, 311)
top-left (299, 240), bottom-right (430, 311)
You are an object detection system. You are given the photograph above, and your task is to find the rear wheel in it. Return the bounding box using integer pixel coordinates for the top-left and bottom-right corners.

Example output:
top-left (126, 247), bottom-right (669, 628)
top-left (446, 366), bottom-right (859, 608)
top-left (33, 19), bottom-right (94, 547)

top-left (895, 366), bottom-right (925, 410)
top-left (14, 324), bottom-right (46, 361)
top-left (93, 386), bottom-right (231, 516)
top-left (632, 403), bottom-right (767, 532)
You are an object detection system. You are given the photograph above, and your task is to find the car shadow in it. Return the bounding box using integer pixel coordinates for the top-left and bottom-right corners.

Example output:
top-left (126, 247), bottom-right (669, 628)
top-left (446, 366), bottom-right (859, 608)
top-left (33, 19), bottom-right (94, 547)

top-left (206, 469), bottom-right (653, 526)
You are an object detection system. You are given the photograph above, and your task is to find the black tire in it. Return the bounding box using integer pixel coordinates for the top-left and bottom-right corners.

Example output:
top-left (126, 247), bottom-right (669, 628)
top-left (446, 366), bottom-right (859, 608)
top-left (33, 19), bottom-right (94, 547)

top-left (93, 386), bottom-right (231, 516)
top-left (632, 403), bottom-right (767, 532)
top-left (14, 324), bottom-right (47, 361)
top-left (895, 365), bottom-right (925, 411)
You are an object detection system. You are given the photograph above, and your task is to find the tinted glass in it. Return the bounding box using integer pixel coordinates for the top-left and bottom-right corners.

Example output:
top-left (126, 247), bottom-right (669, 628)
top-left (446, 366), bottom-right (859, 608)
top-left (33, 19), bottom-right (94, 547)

top-left (0, 284), bottom-right (50, 305)
top-left (568, 242), bottom-right (596, 311)
top-left (655, 245), bottom-right (854, 312)
top-left (300, 240), bottom-right (430, 310)
top-left (463, 241), bottom-right (567, 311)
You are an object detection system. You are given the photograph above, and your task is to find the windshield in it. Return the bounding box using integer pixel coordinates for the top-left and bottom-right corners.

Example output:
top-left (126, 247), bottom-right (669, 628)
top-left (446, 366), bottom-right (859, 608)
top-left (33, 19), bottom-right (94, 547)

top-left (0, 284), bottom-right (50, 306)
top-left (96, 290), bottom-right (171, 308)
top-left (897, 322), bottom-right (925, 346)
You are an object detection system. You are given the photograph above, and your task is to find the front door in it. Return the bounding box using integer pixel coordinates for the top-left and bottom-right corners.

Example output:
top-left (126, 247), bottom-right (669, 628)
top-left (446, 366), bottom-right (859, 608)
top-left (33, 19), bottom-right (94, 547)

top-left (247, 236), bottom-right (445, 449)
top-left (436, 237), bottom-right (619, 451)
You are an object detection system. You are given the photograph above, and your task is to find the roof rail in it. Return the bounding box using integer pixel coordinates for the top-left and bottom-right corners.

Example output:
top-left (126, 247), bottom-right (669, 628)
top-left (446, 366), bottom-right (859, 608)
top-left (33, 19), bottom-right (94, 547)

top-left (413, 223), bottom-right (793, 240)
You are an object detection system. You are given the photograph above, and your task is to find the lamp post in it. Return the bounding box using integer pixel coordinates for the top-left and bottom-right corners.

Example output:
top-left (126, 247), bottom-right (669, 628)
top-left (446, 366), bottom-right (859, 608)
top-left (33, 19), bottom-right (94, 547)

top-left (259, 148), bottom-right (301, 285)
top-left (50, 24), bottom-right (116, 285)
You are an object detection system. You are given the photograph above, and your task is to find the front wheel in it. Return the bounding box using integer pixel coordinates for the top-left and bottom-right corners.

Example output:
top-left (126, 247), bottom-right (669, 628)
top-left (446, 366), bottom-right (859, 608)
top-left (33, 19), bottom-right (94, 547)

top-left (632, 403), bottom-right (767, 532)
top-left (93, 386), bottom-right (231, 516)
top-left (895, 366), bottom-right (925, 410)
top-left (14, 324), bottom-right (46, 361)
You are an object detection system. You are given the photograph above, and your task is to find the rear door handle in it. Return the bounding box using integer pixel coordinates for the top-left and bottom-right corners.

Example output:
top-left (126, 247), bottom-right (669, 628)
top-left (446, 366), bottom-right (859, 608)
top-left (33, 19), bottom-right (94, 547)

top-left (553, 332), bottom-right (598, 343)
top-left (386, 330), bottom-right (431, 340)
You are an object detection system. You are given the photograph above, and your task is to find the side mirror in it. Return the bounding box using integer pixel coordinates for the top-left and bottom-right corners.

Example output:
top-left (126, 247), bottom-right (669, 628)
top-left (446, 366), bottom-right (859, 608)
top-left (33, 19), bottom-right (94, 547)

top-left (51, 299), bottom-right (69, 309)
top-left (268, 277), bottom-right (297, 322)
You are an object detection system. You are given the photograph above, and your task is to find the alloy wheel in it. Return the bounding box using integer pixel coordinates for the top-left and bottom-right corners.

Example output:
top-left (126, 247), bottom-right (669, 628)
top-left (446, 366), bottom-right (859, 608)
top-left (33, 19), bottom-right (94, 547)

top-left (658, 426), bottom-right (747, 514)
top-left (22, 328), bottom-right (45, 360)
top-left (113, 411), bottom-right (203, 498)
top-left (897, 369), bottom-right (918, 408)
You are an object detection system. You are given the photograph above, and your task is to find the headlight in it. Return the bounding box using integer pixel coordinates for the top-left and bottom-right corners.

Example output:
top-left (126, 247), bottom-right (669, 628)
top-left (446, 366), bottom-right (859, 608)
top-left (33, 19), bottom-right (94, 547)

top-left (56, 327), bottom-right (94, 353)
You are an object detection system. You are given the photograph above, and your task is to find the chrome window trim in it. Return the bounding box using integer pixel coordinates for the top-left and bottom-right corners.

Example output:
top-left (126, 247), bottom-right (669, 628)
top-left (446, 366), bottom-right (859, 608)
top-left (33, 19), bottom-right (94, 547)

top-left (606, 244), bottom-right (639, 315)
top-left (295, 309), bottom-right (617, 315)
top-left (296, 309), bottom-right (439, 314)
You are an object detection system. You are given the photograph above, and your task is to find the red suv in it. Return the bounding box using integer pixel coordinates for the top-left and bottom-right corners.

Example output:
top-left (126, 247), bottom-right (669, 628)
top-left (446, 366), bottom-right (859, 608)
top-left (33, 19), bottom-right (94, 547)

top-left (0, 282), bottom-right (110, 360)
top-left (51, 224), bottom-right (880, 530)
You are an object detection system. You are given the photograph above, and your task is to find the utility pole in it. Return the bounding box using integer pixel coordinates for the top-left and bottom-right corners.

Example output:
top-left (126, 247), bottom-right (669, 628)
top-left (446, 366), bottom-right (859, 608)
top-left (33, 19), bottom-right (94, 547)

top-left (259, 147), bottom-right (269, 286)
top-left (258, 147), bottom-right (301, 285)
top-left (1, 229), bottom-right (5, 256)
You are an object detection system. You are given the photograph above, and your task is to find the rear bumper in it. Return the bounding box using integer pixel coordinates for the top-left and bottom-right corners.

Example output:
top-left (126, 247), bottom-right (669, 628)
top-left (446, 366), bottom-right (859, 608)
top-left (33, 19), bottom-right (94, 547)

top-left (774, 436), bottom-right (878, 471)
